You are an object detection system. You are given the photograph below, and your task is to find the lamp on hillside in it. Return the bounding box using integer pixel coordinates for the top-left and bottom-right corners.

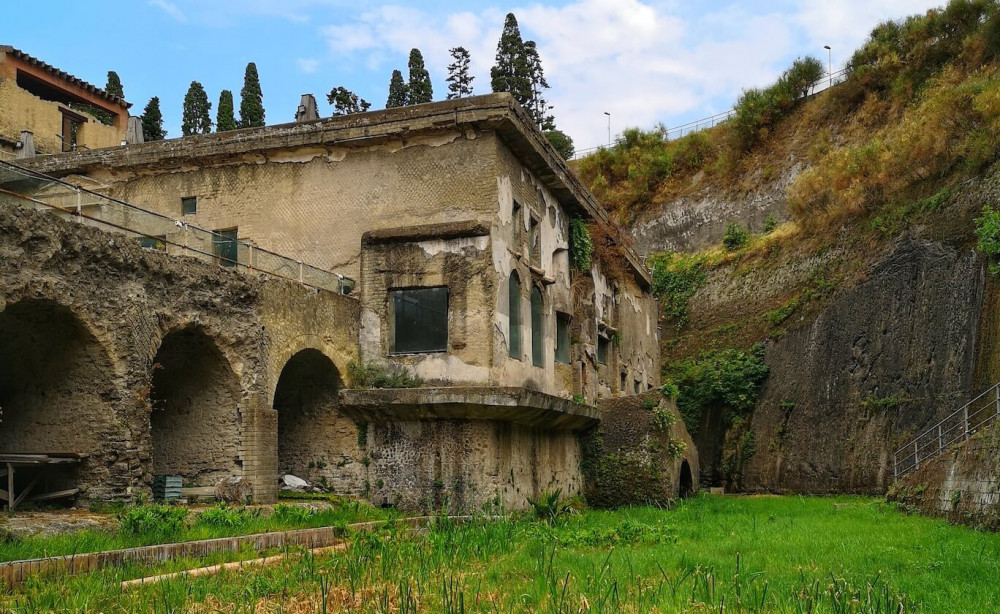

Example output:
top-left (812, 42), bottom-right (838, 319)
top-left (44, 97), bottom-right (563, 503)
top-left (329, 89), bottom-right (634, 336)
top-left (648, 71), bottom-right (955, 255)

top-left (603, 111), bottom-right (611, 147)
top-left (824, 45), bottom-right (832, 87)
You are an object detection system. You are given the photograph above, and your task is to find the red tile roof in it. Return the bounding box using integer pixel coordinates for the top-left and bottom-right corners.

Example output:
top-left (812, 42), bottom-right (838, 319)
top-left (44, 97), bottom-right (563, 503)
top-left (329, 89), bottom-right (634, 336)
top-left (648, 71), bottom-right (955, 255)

top-left (0, 45), bottom-right (130, 109)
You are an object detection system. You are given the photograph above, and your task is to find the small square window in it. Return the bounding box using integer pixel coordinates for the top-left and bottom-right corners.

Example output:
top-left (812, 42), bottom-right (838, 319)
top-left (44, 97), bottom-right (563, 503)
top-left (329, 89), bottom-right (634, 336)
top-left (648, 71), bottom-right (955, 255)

top-left (597, 336), bottom-right (609, 365)
top-left (555, 313), bottom-right (571, 364)
top-left (181, 196), bottom-right (197, 215)
top-left (139, 235), bottom-right (166, 251)
top-left (390, 287), bottom-right (448, 354)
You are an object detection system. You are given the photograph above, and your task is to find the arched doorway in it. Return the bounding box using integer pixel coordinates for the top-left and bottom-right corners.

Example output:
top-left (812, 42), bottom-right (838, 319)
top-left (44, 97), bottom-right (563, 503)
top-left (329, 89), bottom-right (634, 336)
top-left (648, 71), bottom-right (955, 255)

top-left (273, 349), bottom-right (348, 486)
top-left (0, 299), bottom-right (118, 500)
top-left (679, 459), bottom-right (694, 499)
top-left (150, 327), bottom-right (241, 487)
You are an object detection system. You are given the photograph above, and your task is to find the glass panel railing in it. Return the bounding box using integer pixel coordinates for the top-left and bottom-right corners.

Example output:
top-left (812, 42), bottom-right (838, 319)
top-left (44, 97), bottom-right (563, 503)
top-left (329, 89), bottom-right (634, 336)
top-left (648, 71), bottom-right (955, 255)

top-left (0, 160), bottom-right (355, 295)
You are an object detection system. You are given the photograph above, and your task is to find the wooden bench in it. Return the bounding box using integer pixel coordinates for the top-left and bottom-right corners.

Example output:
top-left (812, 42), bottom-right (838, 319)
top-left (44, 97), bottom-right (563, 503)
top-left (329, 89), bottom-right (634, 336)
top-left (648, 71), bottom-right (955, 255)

top-left (0, 453), bottom-right (86, 510)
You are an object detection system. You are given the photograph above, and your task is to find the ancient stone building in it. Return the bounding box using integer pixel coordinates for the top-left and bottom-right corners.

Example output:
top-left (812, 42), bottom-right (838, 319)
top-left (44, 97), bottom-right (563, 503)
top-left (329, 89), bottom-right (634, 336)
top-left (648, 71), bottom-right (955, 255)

top-left (5, 93), bottom-right (679, 511)
top-left (0, 46), bottom-right (129, 158)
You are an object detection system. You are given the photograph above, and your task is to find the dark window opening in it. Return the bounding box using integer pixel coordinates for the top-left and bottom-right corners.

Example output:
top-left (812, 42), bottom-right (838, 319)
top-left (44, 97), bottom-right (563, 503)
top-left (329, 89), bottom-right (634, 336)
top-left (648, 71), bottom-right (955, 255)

top-left (529, 216), bottom-right (540, 264)
top-left (139, 235), bottom-right (166, 251)
top-left (620, 371), bottom-right (627, 391)
top-left (508, 272), bottom-right (521, 359)
top-left (597, 336), bottom-right (609, 365)
top-left (17, 70), bottom-right (119, 124)
top-left (634, 380), bottom-right (641, 394)
top-left (59, 109), bottom-right (86, 152)
top-left (530, 286), bottom-right (544, 367)
top-left (512, 201), bottom-right (522, 245)
top-left (213, 228), bottom-right (238, 268)
top-left (391, 287), bottom-right (448, 354)
top-left (181, 196), bottom-right (197, 215)
top-left (555, 312), bottom-right (571, 364)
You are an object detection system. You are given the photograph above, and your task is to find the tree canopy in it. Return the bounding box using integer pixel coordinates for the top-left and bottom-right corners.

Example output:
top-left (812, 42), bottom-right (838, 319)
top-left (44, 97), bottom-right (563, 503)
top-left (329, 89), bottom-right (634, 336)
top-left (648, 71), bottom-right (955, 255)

top-left (490, 13), bottom-right (556, 129)
top-left (239, 62), bottom-right (265, 128)
top-left (386, 69), bottom-right (408, 108)
top-left (217, 90), bottom-right (237, 132)
top-left (105, 71), bottom-right (124, 99)
top-left (141, 96), bottom-right (166, 141)
top-left (446, 47), bottom-right (474, 99)
top-left (407, 48), bottom-right (433, 104)
top-left (328, 87), bottom-right (371, 115)
top-left (181, 81), bottom-right (212, 136)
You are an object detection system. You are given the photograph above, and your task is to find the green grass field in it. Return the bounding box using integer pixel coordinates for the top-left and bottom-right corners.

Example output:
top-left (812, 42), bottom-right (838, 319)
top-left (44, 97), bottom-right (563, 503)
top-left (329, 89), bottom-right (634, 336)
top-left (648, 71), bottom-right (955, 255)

top-left (4, 495), bottom-right (1000, 612)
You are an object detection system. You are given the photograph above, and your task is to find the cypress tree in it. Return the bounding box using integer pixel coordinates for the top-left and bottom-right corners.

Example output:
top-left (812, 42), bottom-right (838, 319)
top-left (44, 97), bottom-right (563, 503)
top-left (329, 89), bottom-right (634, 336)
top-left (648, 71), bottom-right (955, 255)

top-left (217, 90), bottom-right (237, 132)
top-left (105, 71), bottom-right (124, 99)
top-left (386, 69), bottom-right (408, 108)
top-left (239, 62), bottom-right (265, 128)
top-left (141, 96), bottom-right (167, 141)
top-left (407, 48), bottom-right (433, 104)
top-left (491, 13), bottom-right (532, 106)
top-left (446, 47), bottom-right (474, 99)
top-left (181, 81), bottom-right (213, 136)
top-left (524, 41), bottom-right (554, 130)
top-left (327, 87), bottom-right (371, 115)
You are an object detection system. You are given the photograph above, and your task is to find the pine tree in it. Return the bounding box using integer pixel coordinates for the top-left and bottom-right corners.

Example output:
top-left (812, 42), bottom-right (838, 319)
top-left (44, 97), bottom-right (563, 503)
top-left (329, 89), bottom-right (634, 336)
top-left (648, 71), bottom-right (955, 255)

top-left (181, 81), bottom-right (213, 136)
top-left (491, 13), bottom-right (532, 106)
top-left (407, 48), bottom-right (433, 104)
top-left (524, 41), bottom-right (555, 130)
top-left (446, 47), bottom-right (474, 100)
top-left (386, 69), bottom-right (408, 108)
top-left (105, 71), bottom-right (124, 99)
top-left (327, 87), bottom-right (371, 115)
top-left (141, 96), bottom-right (167, 141)
top-left (217, 90), bottom-right (237, 132)
top-left (544, 129), bottom-right (574, 159)
top-left (239, 62), bottom-right (265, 128)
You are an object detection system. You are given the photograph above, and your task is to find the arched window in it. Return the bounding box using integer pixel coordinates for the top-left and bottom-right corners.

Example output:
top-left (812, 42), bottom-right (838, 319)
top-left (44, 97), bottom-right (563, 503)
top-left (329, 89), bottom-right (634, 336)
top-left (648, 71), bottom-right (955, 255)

top-left (508, 272), bottom-right (521, 359)
top-left (531, 286), bottom-right (544, 367)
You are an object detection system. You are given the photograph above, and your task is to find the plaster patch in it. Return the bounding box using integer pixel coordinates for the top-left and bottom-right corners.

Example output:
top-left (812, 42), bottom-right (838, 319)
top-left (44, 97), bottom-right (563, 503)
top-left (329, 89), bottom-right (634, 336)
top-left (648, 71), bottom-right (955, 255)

top-left (359, 307), bottom-right (381, 361)
top-left (404, 131), bottom-right (462, 149)
top-left (417, 235), bottom-right (488, 257)
top-left (267, 147), bottom-right (328, 164)
top-left (411, 353), bottom-right (490, 382)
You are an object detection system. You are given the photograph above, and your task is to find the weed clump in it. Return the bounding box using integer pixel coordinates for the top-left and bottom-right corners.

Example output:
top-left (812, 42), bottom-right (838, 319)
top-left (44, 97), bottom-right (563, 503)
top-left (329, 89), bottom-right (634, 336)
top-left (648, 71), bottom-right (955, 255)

top-left (976, 205), bottom-right (1000, 274)
top-left (346, 360), bottom-right (422, 389)
top-left (116, 505), bottom-right (189, 538)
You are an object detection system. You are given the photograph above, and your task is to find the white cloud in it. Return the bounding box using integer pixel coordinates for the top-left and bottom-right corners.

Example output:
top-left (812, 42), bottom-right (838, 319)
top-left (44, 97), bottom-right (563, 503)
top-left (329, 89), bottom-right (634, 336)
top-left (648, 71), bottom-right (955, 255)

top-left (297, 58), bottom-right (321, 73)
top-left (314, 0), bottom-right (944, 148)
top-left (149, 0), bottom-right (186, 22)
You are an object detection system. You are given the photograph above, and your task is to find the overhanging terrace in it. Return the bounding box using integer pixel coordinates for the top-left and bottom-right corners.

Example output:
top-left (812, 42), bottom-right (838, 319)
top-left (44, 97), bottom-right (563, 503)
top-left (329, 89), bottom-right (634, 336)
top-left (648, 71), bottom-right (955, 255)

top-left (18, 93), bottom-right (650, 288)
top-left (339, 387), bottom-right (600, 432)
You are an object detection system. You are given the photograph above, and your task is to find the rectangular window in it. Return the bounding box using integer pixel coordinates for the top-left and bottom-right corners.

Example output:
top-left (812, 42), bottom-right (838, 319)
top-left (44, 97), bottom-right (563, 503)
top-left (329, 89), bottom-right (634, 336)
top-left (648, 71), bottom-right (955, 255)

top-left (555, 313), bottom-right (571, 364)
top-left (59, 108), bottom-right (86, 152)
top-left (181, 196), bottom-right (197, 215)
top-left (213, 228), bottom-right (238, 268)
top-left (597, 336), bottom-right (609, 365)
top-left (390, 287), bottom-right (448, 354)
top-left (138, 235), bottom-right (166, 251)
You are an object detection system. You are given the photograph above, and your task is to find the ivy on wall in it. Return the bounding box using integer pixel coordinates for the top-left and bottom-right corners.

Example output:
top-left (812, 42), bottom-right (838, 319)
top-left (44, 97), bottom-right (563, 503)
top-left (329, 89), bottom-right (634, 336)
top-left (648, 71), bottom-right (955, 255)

top-left (569, 216), bottom-right (593, 271)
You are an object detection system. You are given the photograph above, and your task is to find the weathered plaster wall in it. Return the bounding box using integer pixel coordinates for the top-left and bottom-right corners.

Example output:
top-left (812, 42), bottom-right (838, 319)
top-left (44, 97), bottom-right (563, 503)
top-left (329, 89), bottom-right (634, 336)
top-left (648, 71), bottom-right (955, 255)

top-left (91, 133), bottom-right (499, 280)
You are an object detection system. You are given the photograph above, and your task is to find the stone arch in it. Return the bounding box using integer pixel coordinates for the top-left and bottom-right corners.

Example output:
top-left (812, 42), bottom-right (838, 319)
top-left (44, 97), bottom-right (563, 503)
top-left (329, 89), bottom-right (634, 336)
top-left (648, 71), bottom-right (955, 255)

top-left (273, 348), bottom-right (347, 480)
top-left (679, 459), bottom-right (694, 499)
top-left (0, 298), bottom-right (122, 501)
top-left (150, 326), bottom-right (242, 487)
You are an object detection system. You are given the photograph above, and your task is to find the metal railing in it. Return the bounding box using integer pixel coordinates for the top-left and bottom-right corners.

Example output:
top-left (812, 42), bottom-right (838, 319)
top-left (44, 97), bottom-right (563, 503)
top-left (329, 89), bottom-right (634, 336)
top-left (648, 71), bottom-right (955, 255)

top-left (570, 68), bottom-right (850, 160)
top-left (0, 160), bottom-right (355, 296)
top-left (893, 381), bottom-right (1000, 480)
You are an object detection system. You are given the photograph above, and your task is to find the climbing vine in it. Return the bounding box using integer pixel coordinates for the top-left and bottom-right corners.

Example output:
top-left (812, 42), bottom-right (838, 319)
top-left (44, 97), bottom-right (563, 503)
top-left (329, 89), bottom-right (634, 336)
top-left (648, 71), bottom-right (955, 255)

top-left (569, 216), bottom-right (593, 271)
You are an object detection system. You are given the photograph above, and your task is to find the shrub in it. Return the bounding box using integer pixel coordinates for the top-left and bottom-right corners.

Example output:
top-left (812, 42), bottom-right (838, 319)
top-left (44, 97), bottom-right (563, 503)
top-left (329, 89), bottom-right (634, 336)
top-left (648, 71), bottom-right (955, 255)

top-left (195, 504), bottom-right (260, 528)
top-left (648, 252), bottom-right (707, 324)
top-left (665, 344), bottom-right (770, 435)
top-left (272, 503), bottom-right (315, 524)
top-left (732, 56), bottom-right (823, 151)
top-left (527, 489), bottom-right (572, 524)
top-left (976, 206), bottom-right (1000, 275)
top-left (722, 222), bottom-right (750, 251)
top-left (117, 505), bottom-right (188, 537)
top-left (346, 360), bottom-right (422, 389)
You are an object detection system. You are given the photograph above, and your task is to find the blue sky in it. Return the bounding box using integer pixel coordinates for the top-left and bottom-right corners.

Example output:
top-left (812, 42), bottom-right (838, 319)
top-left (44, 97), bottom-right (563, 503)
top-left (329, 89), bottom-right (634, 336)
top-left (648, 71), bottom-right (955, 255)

top-left (8, 0), bottom-right (941, 148)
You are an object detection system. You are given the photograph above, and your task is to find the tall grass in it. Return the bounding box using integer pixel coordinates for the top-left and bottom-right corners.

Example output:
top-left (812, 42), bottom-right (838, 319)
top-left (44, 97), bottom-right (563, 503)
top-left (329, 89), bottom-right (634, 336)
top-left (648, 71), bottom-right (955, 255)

top-left (7, 495), bottom-right (1000, 611)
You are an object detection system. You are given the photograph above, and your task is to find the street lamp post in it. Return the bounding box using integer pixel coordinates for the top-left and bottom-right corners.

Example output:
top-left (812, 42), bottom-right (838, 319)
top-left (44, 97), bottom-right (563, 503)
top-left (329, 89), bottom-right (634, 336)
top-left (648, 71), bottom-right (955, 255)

top-left (603, 112), bottom-right (611, 147)
top-left (824, 45), bottom-right (832, 88)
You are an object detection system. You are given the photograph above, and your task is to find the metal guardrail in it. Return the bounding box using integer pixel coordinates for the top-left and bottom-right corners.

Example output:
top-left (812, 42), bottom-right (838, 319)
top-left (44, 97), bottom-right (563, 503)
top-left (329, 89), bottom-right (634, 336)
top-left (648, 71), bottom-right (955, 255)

top-left (570, 68), bottom-right (850, 161)
top-left (0, 159), bottom-right (356, 296)
top-left (893, 381), bottom-right (1000, 480)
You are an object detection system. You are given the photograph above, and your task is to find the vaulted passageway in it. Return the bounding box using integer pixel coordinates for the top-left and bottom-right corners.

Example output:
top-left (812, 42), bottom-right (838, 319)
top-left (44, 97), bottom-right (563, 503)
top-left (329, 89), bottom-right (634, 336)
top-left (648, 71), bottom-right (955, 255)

top-left (150, 327), bottom-right (242, 486)
top-left (273, 349), bottom-right (344, 480)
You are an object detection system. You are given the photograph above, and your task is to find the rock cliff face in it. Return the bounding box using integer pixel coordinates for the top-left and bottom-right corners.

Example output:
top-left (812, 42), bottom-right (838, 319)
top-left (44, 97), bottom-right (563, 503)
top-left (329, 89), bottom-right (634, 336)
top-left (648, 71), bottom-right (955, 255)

top-left (638, 161), bottom-right (1000, 494)
top-left (746, 239), bottom-right (983, 493)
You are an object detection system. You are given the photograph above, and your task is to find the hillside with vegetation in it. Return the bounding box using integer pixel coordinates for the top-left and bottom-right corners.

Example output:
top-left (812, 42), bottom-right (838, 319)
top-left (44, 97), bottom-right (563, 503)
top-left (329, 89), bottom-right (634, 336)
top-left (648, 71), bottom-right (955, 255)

top-left (575, 0), bottom-right (1000, 492)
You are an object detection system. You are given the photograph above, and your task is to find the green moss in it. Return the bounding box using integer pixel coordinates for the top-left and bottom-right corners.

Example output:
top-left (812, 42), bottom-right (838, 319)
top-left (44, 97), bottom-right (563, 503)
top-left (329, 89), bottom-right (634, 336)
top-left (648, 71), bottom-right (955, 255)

top-left (648, 252), bottom-right (707, 325)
